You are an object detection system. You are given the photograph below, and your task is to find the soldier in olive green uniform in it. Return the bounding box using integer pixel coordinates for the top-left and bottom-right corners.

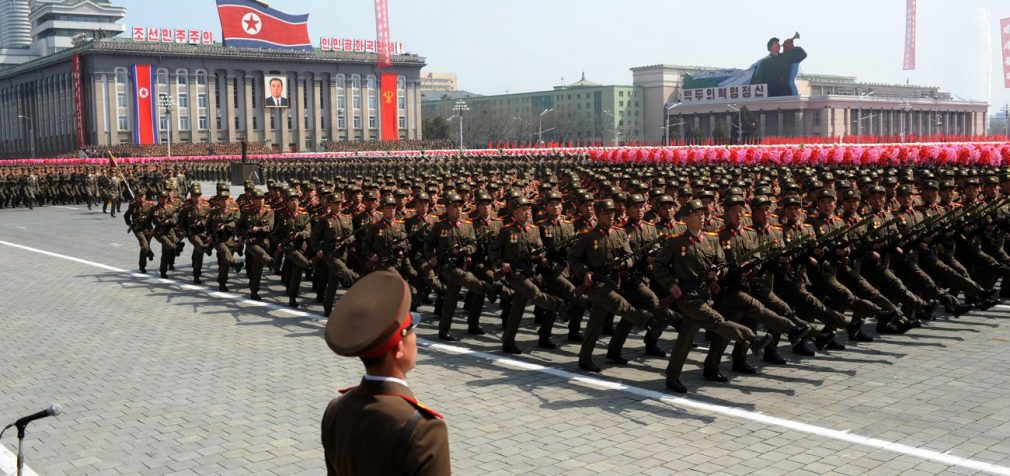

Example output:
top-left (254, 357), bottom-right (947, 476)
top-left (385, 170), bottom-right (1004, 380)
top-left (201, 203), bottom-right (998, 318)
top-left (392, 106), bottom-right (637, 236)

top-left (363, 197), bottom-right (410, 275)
top-left (425, 193), bottom-right (497, 341)
top-left (208, 189), bottom-right (242, 292)
top-left (239, 190), bottom-right (275, 301)
top-left (180, 184), bottom-right (213, 284)
top-left (567, 199), bottom-right (676, 373)
top-left (491, 197), bottom-right (569, 355)
top-left (275, 190), bottom-right (313, 308)
top-left (149, 191), bottom-right (180, 279)
top-left (322, 271), bottom-right (451, 476)
top-left (313, 193), bottom-right (360, 317)
top-left (652, 200), bottom-right (769, 393)
top-left (124, 191), bottom-right (156, 273)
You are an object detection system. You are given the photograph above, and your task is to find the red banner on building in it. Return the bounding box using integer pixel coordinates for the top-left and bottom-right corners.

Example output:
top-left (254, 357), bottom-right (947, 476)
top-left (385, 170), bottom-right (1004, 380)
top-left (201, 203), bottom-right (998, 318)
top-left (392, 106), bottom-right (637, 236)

top-left (903, 0), bottom-right (917, 70)
top-left (380, 73), bottom-right (398, 141)
top-left (72, 54), bottom-right (86, 149)
top-left (131, 64), bottom-right (159, 145)
top-left (375, 0), bottom-right (392, 67)
top-left (1002, 18), bottom-right (1010, 88)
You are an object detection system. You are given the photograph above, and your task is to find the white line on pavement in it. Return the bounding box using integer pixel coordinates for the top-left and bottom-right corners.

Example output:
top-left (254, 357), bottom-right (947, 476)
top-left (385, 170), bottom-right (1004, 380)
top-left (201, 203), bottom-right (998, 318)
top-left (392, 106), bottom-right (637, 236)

top-left (55, 206), bottom-right (80, 210)
top-left (0, 444), bottom-right (38, 476)
top-left (15, 226), bottom-right (26, 230)
top-left (2, 238), bottom-right (1010, 476)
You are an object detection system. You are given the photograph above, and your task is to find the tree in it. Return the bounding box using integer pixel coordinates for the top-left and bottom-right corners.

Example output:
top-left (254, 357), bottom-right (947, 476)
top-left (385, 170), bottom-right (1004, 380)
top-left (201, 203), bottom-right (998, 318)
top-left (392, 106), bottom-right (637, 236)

top-left (422, 117), bottom-right (450, 140)
top-left (712, 119), bottom-right (729, 143)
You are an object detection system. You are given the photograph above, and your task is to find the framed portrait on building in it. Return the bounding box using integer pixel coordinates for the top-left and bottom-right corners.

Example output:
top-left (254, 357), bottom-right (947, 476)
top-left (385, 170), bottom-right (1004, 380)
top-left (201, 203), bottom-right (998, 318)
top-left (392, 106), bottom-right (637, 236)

top-left (264, 75), bottom-right (289, 108)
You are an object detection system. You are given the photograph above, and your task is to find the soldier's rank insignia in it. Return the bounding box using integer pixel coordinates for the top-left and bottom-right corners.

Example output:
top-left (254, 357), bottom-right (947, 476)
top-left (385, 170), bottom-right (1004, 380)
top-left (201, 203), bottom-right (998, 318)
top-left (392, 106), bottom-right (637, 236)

top-left (593, 240), bottom-right (599, 250)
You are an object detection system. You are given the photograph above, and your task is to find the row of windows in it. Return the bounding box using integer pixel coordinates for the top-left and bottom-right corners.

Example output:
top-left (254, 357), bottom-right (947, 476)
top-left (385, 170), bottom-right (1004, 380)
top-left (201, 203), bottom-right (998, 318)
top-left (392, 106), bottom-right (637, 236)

top-left (111, 67), bottom-right (410, 133)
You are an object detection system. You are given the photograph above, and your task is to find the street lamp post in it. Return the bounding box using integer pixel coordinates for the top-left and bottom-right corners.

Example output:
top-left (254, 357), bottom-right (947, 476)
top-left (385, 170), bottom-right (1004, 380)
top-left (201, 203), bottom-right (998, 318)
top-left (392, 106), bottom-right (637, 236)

top-left (856, 89), bottom-right (874, 138)
top-left (538, 108), bottom-right (554, 146)
top-left (452, 100), bottom-right (469, 154)
top-left (664, 102), bottom-right (680, 146)
top-left (17, 114), bottom-right (35, 159)
top-left (158, 95), bottom-right (176, 158)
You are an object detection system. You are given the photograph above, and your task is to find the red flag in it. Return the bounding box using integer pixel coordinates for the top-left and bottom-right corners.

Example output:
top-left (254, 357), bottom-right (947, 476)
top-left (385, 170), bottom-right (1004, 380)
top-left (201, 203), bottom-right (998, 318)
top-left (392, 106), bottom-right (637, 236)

top-left (903, 0), bottom-right (917, 70)
top-left (216, 0), bottom-right (312, 51)
top-left (1002, 18), bottom-right (1010, 88)
top-left (380, 73), bottom-right (398, 141)
top-left (374, 0), bottom-right (392, 68)
top-left (131, 64), bottom-right (158, 145)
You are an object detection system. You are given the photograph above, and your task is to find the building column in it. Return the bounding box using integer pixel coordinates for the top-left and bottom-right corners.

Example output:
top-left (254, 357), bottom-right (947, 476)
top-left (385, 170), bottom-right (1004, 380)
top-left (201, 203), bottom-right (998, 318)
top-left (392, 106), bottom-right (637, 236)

top-left (280, 73), bottom-right (292, 151)
top-left (208, 72), bottom-right (219, 143)
top-left (328, 76), bottom-right (339, 142)
top-left (313, 77), bottom-right (323, 148)
top-left (412, 80), bottom-right (422, 140)
top-left (225, 74), bottom-right (237, 142)
top-left (795, 110), bottom-right (805, 137)
top-left (296, 75), bottom-right (307, 152)
top-left (188, 70), bottom-right (197, 143)
top-left (243, 73), bottom-right (256, 143)
top-left (758, 112), bottom-right (766, 137)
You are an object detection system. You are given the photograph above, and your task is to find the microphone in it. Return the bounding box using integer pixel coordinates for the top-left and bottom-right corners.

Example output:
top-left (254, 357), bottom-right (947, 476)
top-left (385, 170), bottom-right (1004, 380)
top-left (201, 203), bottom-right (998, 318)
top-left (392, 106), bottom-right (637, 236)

top-left (4, 404), bottom-right (62, 430)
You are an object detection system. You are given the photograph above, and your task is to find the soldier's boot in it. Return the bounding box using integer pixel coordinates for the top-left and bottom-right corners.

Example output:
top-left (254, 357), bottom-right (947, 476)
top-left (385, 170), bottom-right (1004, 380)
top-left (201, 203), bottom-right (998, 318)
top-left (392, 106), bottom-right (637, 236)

top-left (602, 313), bottom-right (615, 336)
top-left (763, 334), bottom-right (788, 364)
top-left (814, 329), bottom-right (845, 351)
top-left (846, 317), bottom-right (873, 342)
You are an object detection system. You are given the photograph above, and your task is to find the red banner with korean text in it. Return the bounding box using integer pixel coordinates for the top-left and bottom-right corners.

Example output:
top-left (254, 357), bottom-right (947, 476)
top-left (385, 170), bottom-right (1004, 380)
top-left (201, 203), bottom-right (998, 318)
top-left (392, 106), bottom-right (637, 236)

top-left (380, 73), bottom-right (398, 141)
top-left (375, 0), bottom-right (392, 67)
top-left (72, 54), bottom-right (86, 148)
top-left (1002, 18), bottom-right (1010, 88)
top-left (903, 0), bottom-right (916, 70)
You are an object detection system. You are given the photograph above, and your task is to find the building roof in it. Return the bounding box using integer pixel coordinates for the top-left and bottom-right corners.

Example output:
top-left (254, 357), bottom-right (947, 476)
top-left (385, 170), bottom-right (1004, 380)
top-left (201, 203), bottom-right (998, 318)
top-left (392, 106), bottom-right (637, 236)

top-left (0, 37), bottom-right (426, 80)
top-left (421, 90), bottom-right (483, 102)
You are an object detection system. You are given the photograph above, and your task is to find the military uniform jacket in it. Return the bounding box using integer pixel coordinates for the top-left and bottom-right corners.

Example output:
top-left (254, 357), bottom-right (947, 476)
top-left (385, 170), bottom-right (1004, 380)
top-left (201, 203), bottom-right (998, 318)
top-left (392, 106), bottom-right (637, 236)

top-left (275, 207), bottom-right (312, 247)
top-left (313, 212), bottom-right (355, 258)
top-left (653, 230), bottom-right (725, 297)
top-left (489, 221), bottom-right (543, 274)
top-left (470, 215), bottom-right (503, 265)
top-left (405, 213), bottom-right (438, 259)
top-left (567, 225), bottom-right (634, 287)
top-left (208, 203), bottom-right (241, 243)
top-left (180, 198), bottom-right (212, 236)
top-left (148, 204), bottom-right (179, 236)
top-left (654, 218), bottom-right (686, 237)
top-left (240, 206), bottom-right (275, 242)
top-left (125, 200), bottom-right (155, 232)
top-left (363, 218), bottom-right (407, 260)
top-left (425, 219), bottom-right (477, 266)
top-left (537, 216), bottom-right (576, 269)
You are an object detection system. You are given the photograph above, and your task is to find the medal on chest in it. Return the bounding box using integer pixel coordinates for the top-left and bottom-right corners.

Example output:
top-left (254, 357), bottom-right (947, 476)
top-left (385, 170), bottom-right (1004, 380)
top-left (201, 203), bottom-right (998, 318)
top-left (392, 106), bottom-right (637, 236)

top-left (378, 229), bottom-right (385, 237)
top-left (593, 240), bottom-right (599, 250)
top-left (440, 229), bottom-right (448, 238)
top-left (509, 232), bottom-right (518, 244)
top-left (545, 228), bottom-right (553, 238)
top-left (680, 245), bottom-right (687, 256)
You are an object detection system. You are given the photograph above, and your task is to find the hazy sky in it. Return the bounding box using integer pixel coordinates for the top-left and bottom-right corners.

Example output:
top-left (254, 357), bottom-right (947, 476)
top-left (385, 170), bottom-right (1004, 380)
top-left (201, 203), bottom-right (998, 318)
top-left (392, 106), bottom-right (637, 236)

top-left (122, 0), bottom-right (1010, 112)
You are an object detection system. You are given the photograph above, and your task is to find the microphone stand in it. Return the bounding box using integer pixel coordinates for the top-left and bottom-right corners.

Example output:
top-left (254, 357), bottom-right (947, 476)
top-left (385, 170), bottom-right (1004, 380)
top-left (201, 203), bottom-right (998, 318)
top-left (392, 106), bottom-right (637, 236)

top-left (15, 422), bottom-right (26, 476)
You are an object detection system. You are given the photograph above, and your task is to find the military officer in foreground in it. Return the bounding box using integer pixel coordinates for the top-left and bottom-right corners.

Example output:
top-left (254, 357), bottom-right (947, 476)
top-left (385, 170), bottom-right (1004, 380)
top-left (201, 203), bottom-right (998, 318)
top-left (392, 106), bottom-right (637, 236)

top-left (322, 270), bottom-right (451, 476)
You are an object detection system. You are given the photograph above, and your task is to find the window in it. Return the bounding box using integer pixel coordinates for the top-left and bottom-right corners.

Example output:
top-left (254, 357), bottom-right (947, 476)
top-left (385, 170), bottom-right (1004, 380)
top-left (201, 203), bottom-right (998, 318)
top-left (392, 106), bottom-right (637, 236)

top-left (114, 67), bottom-right (129, 131)
top-left (353, 115), bottom-right (361, 129)
top-left (367, 74), bottom-right (376, 130)
top-left (352, 74), bottom-right (361, 110)
top-left (156, 69), bottom-right (169, 131)
top-left (619, 101), bottom-right (624, 107)
top-left (619, 91), bottom-right (624, 97)
top-left (397, 75), bottom-right (406, 111)
top-left (195, 70), bottom-right (208, 130)
top-left (176, 69), bottom-right (189, 130)
top-left (399, 115), bottom-right (406, 129)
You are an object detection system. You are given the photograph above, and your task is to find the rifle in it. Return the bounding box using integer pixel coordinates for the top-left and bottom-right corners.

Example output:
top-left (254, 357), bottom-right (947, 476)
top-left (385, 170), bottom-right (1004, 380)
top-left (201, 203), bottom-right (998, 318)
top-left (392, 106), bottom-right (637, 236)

top-left (421, 236), bottom-right (476, 273)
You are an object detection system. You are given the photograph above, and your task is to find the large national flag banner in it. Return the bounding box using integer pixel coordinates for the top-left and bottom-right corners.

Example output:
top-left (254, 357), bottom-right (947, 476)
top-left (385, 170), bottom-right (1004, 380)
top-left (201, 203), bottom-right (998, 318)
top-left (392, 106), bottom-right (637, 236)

top-left (1002, 18), bottom-right (1010, 88)
top-left (131, 64), bottom-right (159, 145)
top-left (380, 73), bottom-right (398, 141)
top-left (903, 0), bottom-right (917, 70)
top-left (374, 0), bottom-right (392, 68)
top-left (216, 0), bottom-right (312, 51)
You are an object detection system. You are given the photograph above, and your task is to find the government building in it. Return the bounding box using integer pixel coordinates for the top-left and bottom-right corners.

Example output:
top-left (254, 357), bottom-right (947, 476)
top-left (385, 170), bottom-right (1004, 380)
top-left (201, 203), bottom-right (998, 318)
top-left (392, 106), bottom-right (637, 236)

top-left (632, 64), bottom-right (990, 144)
top-left (0, 37), bottom-right (426, 159)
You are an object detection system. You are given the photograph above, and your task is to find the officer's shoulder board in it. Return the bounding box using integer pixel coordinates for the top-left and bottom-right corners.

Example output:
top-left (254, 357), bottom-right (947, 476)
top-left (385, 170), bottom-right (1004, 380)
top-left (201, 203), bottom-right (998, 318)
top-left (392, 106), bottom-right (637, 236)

top-left (705, 231), bottom-right (720, 237)
top-left (802, 223), bottom-right (813, 228)
top-left (461, 219), bottom-right (472, 225)
top-left (743, 225), bottom-right (755, 231)
top-left (772, 225), bottom-right (783, 230)
top-left (562, 219), bottom-right (573, 224)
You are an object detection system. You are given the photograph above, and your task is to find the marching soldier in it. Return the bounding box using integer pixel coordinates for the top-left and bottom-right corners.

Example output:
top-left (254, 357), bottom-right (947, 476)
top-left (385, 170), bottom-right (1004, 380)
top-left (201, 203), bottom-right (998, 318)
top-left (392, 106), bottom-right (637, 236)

top-left (180, 183), bottom-right (213, 284)
top-left (149, 191), bottom-right (180, 279)
top-left (652, 199), bottom-right (770, 393)
top-left (124, 190), bottom-right (156, 273)
top-left (239, 190), bottom-right (275, 301)
top-left (208, 188), bottom-right (242, 292)
top-left (313, 193), bottom-right (360, 317)
top-left (275, 190), bottom-right (313, 308)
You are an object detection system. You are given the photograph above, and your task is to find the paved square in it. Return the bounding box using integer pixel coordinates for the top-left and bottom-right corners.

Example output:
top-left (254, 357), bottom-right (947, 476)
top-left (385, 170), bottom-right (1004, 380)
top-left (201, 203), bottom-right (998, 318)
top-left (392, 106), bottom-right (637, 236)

top-left (2, 198), bottom-right (1010, 475)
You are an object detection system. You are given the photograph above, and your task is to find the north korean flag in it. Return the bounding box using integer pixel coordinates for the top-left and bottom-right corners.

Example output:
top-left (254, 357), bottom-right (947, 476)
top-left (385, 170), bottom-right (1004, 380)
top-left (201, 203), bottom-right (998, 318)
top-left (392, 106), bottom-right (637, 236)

top-left (216, 0), bottom-right (312, 51)
top-left (131, 64), bottom-right (159, 146)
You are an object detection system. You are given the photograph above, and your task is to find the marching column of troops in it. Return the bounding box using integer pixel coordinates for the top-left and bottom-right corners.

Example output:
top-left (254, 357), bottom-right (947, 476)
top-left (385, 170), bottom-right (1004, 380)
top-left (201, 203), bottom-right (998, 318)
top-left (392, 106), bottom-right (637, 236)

top-left (107, 155), bottom-right (1010, 393)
